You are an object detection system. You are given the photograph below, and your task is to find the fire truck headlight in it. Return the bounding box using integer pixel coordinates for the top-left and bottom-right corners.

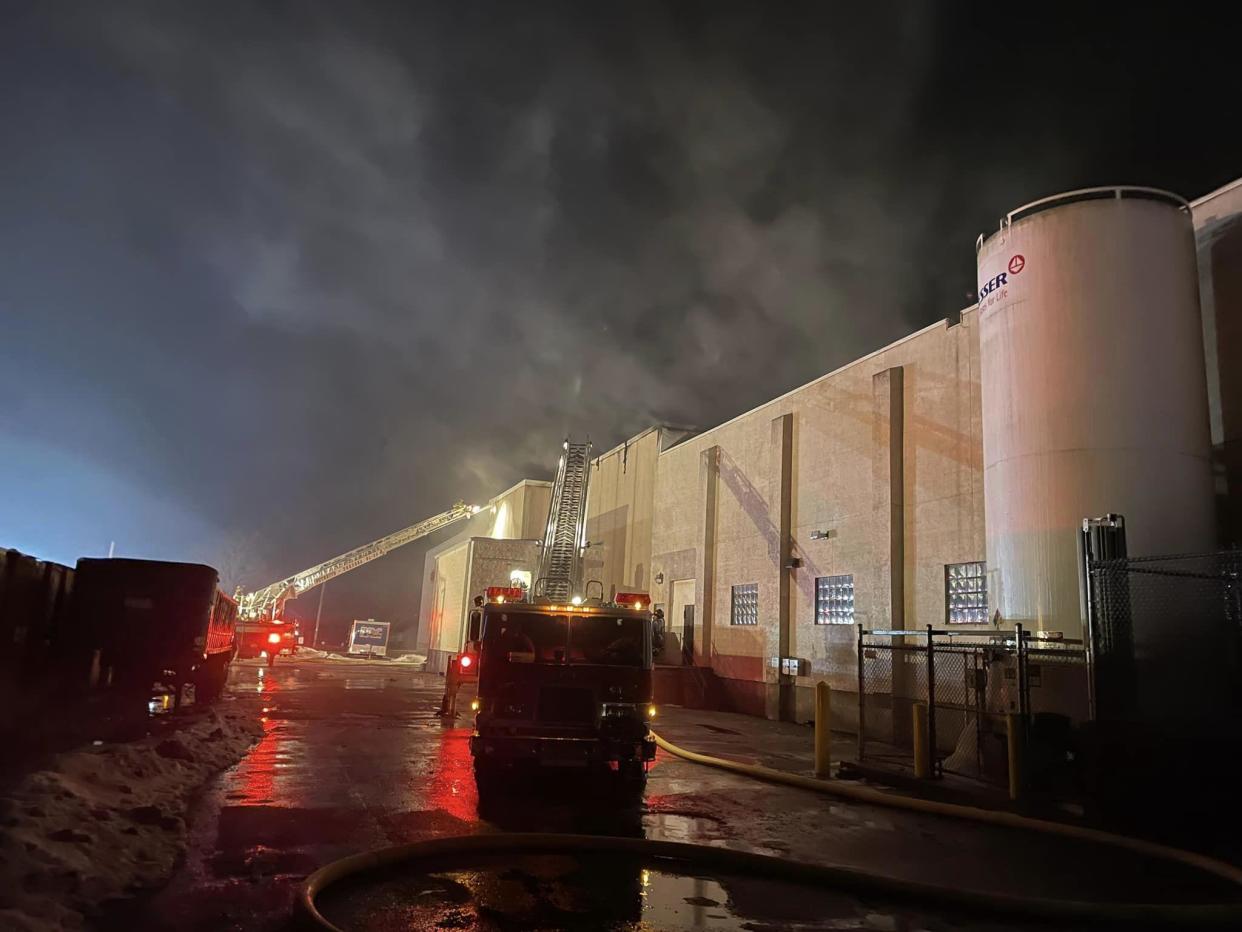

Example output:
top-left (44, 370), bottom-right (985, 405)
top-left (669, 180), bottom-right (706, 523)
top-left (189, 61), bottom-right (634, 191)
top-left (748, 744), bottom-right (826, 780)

top-left (459, 654), bottom-right (473, 669)
top-left (571, 595), bottom-right (583, 606)
top-left (648, 705), bottom-right (657, 719)
top-left (470, 699), bottom-right (480, 712)
top-left (267, 633), bottom-right (282, 644)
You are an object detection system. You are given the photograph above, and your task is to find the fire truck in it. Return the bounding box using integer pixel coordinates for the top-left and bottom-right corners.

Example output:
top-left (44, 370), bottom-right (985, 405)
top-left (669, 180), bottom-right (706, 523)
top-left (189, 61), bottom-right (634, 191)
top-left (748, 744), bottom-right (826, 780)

top-left (469, 442), bottom-right (657, 790)
top-left (234, 618), bottom-right (297, 665)
top-left (233, 502), bottom-right (482, 659)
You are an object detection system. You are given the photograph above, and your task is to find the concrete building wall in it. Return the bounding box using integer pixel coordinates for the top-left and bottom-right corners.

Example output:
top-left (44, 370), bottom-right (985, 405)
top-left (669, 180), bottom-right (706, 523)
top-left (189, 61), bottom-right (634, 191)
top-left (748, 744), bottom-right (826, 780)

top-left (1192, 179), bottom-right (1242, 546)
top-left (650, 311), bottom-right (984, 720)
top-left (583, 427), bottom-right (672, 599)
top-left (427, 541), bottom-right (470, 656)
top-left (417, 479), bottom-right (551, 662)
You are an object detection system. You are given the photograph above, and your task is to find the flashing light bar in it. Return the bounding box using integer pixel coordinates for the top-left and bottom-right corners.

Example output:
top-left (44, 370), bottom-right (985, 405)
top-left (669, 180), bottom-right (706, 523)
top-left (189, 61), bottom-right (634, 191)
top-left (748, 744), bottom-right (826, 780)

top-left (615, 592), bottom-right (651, 610)
top-left (486, 585), bottom-right (525, 603)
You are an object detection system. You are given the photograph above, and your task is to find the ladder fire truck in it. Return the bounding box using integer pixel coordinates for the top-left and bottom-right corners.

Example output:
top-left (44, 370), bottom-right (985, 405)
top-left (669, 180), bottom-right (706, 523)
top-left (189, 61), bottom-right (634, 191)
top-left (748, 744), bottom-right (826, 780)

top-left (468, 441), bottom-right (658, 792)
top-left (233, 502), bottom-right (481, 663)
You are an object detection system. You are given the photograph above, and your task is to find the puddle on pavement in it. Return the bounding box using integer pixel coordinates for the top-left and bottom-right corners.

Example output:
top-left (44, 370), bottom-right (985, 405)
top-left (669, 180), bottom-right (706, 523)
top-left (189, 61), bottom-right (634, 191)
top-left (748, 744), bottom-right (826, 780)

top-left (643, 812), bottom-right (723, 843)
top-left (315, 852), bottom-right (910, 931)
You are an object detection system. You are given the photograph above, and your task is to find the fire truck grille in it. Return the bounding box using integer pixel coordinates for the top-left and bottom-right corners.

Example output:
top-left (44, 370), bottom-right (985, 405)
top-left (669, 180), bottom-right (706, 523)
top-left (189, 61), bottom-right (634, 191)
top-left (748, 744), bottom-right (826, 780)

top-left (537, 686), bottom-right (595, 724)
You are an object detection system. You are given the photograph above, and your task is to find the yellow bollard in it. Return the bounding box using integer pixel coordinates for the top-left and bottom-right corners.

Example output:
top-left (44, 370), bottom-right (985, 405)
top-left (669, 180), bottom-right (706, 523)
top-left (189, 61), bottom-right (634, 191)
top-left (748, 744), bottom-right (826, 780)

top-left (913, 703), bottom-right (930, 779)
top-left (1006, 713), bottom-right (1023, 801)
top-left (814, 681), bottom-right (832, 777)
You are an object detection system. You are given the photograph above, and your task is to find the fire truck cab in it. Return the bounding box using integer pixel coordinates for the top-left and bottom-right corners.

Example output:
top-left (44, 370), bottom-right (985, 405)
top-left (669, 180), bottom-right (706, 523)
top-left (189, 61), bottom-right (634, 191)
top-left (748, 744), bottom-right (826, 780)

top-left (469, 587), bottom-right (656, 788)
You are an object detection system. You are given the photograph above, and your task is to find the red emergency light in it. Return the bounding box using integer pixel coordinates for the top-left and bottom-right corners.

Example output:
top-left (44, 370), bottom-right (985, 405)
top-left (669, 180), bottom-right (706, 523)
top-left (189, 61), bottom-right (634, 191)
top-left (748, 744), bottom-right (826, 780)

top-left (486, 586), bottom-right (525, 603)
top-left (267, 632), bottom-right (282, 644)
top-left (458, 653), bottom-right (473, 669)
top-left (615, 592), bottom-right (650, 610)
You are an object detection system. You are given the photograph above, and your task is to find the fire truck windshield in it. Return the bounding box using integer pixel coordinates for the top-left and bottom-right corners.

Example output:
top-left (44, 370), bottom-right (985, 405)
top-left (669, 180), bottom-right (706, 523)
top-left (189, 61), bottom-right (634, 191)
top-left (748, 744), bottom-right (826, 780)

top-left (482, 612), bottom-right (645, 667)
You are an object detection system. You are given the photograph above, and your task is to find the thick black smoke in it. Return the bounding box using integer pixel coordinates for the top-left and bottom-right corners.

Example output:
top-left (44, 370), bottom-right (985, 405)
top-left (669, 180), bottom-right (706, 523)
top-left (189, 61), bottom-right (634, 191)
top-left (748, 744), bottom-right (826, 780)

top-left (2, 2), bottom-right (1238, 638)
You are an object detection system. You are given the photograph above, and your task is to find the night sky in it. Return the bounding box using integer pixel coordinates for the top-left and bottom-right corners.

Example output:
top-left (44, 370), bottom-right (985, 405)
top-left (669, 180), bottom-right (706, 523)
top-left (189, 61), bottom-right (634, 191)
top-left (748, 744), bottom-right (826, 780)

top-left (3, 2), bottom-right (1239, 642)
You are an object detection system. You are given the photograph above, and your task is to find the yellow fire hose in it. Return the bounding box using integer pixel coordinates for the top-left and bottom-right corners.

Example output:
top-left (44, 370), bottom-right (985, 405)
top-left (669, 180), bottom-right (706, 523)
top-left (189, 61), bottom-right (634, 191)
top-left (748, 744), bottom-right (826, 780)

top-left (296, 734), bottom-right (1242, 928)
top-left (651, 730), bottom-right (1242, 886)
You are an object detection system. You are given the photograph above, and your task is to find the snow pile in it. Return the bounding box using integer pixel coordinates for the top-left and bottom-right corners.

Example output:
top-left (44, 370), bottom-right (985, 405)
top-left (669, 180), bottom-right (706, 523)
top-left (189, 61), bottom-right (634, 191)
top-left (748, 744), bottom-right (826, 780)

top-left (287, 649), bottom-right (425, 665)
top-left (258, 648), bottom-right (426, 666)
top-left (0, 704), bottom-right (262, 931)
top-left (289, 646), bottom-right (329, 659)
top-left (388, 652), bottom-right (427, 665)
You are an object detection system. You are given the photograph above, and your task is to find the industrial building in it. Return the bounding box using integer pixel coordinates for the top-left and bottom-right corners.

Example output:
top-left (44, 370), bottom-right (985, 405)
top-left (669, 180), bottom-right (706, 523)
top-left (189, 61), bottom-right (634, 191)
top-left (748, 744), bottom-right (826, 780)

top-left (419, 178), bottom-right (1242, 724)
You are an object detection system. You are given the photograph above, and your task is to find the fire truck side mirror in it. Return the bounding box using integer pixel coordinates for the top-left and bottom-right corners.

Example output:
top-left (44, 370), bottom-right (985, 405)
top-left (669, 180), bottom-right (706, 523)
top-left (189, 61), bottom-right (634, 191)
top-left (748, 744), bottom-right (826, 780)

top-left (467, 610), bottom-right (482, 643)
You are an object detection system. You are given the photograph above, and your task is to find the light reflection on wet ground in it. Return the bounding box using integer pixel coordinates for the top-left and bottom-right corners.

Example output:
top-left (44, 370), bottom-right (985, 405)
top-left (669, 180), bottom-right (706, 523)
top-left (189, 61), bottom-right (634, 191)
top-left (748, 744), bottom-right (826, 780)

top-left (113, 660), bottom-right (1236, 932)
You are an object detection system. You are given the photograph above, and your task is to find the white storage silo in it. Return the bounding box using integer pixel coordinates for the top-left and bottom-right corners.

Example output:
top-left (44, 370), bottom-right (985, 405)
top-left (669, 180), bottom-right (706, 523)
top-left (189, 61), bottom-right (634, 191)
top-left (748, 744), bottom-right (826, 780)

top-left (976, 187), bottom-right (1215, 637)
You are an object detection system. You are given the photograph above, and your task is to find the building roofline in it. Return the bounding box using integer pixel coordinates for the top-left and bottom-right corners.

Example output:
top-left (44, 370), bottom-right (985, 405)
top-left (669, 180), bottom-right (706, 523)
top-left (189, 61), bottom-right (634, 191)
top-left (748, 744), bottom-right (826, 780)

top-left (1191, 175), bottom-right (1242, 209)
top-left (591, 425), bottom-right (687, 463)
top-left (488, 477), bottom-right (552, 505)
top-left (660, 307), bottom-right (977, 452)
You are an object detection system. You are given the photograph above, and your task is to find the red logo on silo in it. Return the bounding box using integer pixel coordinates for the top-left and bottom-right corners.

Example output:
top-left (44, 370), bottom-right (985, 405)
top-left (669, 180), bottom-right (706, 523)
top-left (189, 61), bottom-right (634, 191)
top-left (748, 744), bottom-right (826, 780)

top-left (1008, 254), bottom-right (1026, 275)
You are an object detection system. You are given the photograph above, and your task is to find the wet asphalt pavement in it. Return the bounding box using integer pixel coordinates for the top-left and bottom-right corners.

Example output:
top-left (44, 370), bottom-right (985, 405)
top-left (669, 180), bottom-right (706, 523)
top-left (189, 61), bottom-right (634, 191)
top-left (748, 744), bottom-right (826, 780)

top-left (112, 659), bottom-right (1237, 931)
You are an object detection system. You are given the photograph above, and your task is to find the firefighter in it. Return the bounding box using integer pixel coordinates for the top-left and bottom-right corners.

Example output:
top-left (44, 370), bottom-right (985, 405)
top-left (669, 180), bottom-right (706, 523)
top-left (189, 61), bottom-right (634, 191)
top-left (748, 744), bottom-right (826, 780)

top-left (438, 654), bottom-right (463, 718)
top-left (438, 596), bottom-right (484, 717)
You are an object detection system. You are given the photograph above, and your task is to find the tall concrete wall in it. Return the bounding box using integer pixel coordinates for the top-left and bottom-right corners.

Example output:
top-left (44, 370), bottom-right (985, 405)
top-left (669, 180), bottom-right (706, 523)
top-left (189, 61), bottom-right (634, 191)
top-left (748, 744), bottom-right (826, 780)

top-left (651, 312), bottom-right (985, 719)
top-left (427, 541), bottom-right (469, 655)
top-left (1193, 179), bottom-right (1242, 546)
top-left (584, 428), bottom-right (663, 598)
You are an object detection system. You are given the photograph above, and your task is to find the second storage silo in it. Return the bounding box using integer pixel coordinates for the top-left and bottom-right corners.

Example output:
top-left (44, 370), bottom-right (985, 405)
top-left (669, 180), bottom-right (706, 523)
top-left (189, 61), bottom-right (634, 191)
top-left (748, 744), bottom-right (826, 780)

top-left (977, 187), bottom-right (1214, 637)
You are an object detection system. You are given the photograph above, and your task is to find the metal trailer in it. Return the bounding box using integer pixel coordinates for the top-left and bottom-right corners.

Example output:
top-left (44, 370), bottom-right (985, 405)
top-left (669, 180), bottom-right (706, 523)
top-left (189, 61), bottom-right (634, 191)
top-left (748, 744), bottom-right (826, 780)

top-left (72, 558), bottom-right (237, 709)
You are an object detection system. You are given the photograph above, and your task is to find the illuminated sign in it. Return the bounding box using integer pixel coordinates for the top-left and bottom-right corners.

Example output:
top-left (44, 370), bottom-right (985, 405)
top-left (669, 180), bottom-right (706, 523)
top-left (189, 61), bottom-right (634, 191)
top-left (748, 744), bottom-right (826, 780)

top-left (347, 619), bottom-right (391, 656)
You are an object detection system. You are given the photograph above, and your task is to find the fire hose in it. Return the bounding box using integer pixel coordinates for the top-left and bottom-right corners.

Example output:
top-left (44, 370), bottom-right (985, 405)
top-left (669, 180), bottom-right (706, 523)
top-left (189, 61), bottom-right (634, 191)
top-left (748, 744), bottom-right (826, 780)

top-left (297, 733), bottom-right (1242, 929)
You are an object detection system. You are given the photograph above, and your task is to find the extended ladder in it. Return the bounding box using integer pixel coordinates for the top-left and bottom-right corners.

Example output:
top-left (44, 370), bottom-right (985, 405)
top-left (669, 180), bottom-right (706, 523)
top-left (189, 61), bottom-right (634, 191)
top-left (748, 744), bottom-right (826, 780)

top-left (237, 502), bottom-right (480, 619)
top-left (537, 440), bottom-right (592, 601)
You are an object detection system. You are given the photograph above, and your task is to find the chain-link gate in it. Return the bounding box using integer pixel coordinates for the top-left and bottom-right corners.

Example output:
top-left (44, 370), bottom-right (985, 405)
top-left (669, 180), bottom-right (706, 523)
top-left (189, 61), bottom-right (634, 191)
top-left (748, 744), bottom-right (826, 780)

top-left (857, 627), bottom-right (1086, 789)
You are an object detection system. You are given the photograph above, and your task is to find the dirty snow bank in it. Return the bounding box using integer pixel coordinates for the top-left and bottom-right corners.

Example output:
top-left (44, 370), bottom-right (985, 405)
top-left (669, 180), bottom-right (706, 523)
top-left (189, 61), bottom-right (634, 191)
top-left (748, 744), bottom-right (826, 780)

top-left (0, 702), bottom-right (262, 931)
top-left (387, 652), bottom-right (427, 665)
top-left (283, 648), bottom-right (426, 665)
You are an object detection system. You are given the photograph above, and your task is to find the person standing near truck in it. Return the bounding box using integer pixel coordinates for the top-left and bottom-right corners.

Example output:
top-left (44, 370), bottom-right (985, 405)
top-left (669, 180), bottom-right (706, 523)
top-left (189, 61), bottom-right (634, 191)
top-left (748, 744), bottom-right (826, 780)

top-left (438, 595), bottom-right (484, 717)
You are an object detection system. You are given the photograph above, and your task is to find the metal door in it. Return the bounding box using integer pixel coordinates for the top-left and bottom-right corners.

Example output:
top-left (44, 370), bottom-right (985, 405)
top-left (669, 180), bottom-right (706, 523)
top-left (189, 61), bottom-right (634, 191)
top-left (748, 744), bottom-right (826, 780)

top-left (670, 578), bottom-right (696, 665)
top-left (682, 605), bottom-right (695, 665)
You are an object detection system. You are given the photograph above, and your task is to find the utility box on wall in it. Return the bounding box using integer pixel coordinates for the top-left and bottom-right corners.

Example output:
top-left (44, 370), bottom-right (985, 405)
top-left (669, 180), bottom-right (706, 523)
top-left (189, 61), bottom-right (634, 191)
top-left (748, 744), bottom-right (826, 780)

top-left (775, 656), bottom-right (810, 677)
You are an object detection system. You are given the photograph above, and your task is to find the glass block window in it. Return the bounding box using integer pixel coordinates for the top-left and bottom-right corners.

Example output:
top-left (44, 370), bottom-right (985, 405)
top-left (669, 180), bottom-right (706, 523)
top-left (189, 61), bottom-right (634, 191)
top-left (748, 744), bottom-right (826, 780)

top-left (946, 561), bottom-right (988, 624)
top-left (815, 575), bottom-right (855, 624)
top-left (730, 583), bottom-right (758, 626)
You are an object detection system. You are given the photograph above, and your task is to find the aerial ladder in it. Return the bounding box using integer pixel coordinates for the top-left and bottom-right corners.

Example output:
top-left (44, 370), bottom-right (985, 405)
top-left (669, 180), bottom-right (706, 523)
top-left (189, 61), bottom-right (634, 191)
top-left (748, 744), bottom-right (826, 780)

top-left (236, 501), bottom-right (481, 621)
top-left (536, 439), bottom-right (592, 601)
top-left (440, 439), bottom-right (593, 717)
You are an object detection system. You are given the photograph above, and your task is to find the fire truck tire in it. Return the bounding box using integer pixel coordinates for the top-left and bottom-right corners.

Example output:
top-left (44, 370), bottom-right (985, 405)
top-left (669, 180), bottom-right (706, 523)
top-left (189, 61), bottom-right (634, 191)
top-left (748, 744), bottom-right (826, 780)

top-left (472, 758), bottom-right (502, 790)
top-left (616, 759), bottom-right (647, 798)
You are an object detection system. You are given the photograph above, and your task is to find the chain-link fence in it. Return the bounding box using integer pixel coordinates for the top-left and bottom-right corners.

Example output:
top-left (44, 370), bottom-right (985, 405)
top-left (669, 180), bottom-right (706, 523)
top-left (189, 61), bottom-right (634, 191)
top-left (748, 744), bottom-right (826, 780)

top-left (856, 627), bottom-right (1087, 788)
top-left (1083, 548), bottom-right (1242, 731)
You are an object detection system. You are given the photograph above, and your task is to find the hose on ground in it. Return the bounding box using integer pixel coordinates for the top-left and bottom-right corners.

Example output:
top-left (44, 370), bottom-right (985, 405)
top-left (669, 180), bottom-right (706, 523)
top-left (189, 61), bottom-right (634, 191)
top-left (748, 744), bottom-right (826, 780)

top-left (297, 831), bottom-right (1241, 930)
top-left (296, 731), bottom-right (1242, 929)
top-left (649, 730), bottom-right (1242, 890)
